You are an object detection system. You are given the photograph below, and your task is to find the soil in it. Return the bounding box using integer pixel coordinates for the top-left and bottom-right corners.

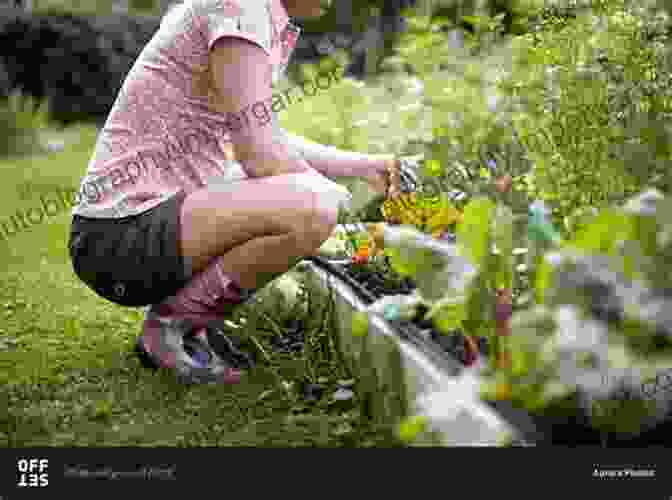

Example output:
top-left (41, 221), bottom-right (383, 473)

top-left (340, 257), bottom-right (487, 366)
top-left (341, 258), bottom-right (416, 298)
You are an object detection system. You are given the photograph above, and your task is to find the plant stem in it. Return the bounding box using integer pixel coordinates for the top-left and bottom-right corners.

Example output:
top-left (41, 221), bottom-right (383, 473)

top-left (250, 336), bottom-right (272, 365)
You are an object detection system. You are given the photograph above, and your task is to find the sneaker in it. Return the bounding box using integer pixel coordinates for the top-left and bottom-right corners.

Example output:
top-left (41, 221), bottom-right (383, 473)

top-left (136, 309), bottom-right (242, 385)
top-left (204, 320), bottom-right (255, 370)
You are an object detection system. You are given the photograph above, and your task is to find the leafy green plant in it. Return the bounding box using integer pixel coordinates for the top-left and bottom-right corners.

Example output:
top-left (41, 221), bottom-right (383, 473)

top-left (498, 0), bottom-right (672, 218)
top-left (484, 190), bottom-right (672, 434)
top-left (281, 0), bottom-right (672, 442)
top-left (373, 185), bottom-right (672, 439)
top-left (339, 3), bottom-right (672, 441)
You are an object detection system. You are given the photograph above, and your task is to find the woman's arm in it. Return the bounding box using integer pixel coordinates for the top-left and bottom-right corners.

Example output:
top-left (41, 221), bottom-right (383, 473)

top-left (205, 15), bottom-right (401, 195)
top-left (280, 130), bottom-right (393, 183)
top-left (278, 129), bottom-right (402, 198)
top-left (209, 37), bottom-right (313, 178)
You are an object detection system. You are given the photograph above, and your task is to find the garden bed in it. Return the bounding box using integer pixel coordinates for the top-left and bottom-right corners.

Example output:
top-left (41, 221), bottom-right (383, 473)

top-left (300, 248), bottom-right (672, 446)
top-left (298, 255), bottom-right (526, 446)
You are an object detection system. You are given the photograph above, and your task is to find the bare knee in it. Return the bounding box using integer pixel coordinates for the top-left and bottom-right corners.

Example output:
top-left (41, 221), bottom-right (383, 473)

top-left (295, 196), bottom-right (338, 254)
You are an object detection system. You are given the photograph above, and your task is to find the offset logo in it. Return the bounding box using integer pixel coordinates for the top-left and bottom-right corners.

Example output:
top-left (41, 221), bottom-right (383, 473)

top-left (17, 458), bottom-right (49, 487)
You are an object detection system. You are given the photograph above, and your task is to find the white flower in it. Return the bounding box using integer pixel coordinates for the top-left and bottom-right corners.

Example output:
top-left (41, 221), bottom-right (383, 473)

top-left (544, 251), bottom-right (565, 267)
top-left (404, 77), bottom-right (425, 96)
top-left (487, 93), bottom-right (499, 112)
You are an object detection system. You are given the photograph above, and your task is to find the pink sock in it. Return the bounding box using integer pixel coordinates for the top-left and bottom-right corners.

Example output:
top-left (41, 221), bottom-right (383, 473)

top-left (153, 257), bottom-right (254, 323)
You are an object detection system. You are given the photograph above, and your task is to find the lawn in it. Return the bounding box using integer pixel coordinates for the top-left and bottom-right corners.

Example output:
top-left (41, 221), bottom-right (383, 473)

top-left (0, 124), bottom-right (400, 447)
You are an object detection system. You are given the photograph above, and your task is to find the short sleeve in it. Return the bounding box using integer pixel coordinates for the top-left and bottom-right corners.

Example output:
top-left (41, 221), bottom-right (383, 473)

top-left (194, 0), bottom-right (274, 57)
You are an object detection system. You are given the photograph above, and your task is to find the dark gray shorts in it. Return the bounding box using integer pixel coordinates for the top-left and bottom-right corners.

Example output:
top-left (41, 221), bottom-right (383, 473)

top-left (68, 191), bottom-right (193, 307)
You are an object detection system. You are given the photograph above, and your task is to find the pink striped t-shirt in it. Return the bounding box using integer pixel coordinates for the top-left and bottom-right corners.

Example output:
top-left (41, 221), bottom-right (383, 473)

top-left (73, 0), bottom-right (391, 219)
top-left (72, 0), bottom-right (303, 218)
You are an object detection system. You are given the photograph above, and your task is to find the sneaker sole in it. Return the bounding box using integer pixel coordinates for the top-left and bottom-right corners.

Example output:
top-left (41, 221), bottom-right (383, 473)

top-left (136, 331), bottom-right (242, 385)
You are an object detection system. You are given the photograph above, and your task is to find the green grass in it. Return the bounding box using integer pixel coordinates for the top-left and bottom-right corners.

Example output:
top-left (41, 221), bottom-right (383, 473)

top-left (0, 124), bottom-right (402, 447)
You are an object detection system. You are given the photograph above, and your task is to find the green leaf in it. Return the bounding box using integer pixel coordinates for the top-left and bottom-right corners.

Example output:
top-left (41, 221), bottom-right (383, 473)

top-left (535, 255), bottom-right (555, 305)
top-left (424, 158), bottom-right (443, 177)
top-left (428, 298), bottom-right (467, 333)
top-left (461, 16), bottom-right (483, 27)
top-left (352, 312), bottom-right (369, 338)
top-left (398, 415), bottom-right (428, 443)
top-left (493, 253), bottom-right (514, 291)
top-left (569, 209), bottom-right (632, 254)
top-left (457, 198), bottom-right (496, 268)
top-left (384, 247), bottom-right (414, 278)
top-left (384, 246), bottom-right (437, 281)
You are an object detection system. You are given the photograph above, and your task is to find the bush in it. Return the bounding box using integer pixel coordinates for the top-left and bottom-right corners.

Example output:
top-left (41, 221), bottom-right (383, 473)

top-left (0, 88), bottom-right (52, 157)
top-left (31, 0), bottom-right (115, 16)
top-left (499, 0), bottom-right (672, 218)
top-left (384, 0), bottom-right (672, 223)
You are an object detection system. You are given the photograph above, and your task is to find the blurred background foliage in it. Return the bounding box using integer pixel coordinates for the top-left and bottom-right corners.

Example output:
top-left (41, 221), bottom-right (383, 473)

top-left (3, 0), bottom-right (672, 223)
top-left (285, 0), bottom-right (672, 228)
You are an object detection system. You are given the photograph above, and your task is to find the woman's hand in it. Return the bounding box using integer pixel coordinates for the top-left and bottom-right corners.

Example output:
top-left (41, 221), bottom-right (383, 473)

top-left (367, 157), bottom-right (402, 200)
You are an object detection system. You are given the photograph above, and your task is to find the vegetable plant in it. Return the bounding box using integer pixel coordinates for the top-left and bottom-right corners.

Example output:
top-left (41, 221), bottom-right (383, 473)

top-left (340, 0), bottom-right (672, 443)
top-left (283, 0), bottom-right (672, 443)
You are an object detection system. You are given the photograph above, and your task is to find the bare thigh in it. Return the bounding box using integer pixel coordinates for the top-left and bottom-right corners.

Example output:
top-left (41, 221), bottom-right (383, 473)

top-left (179, 172), bottom-right (339, 275)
